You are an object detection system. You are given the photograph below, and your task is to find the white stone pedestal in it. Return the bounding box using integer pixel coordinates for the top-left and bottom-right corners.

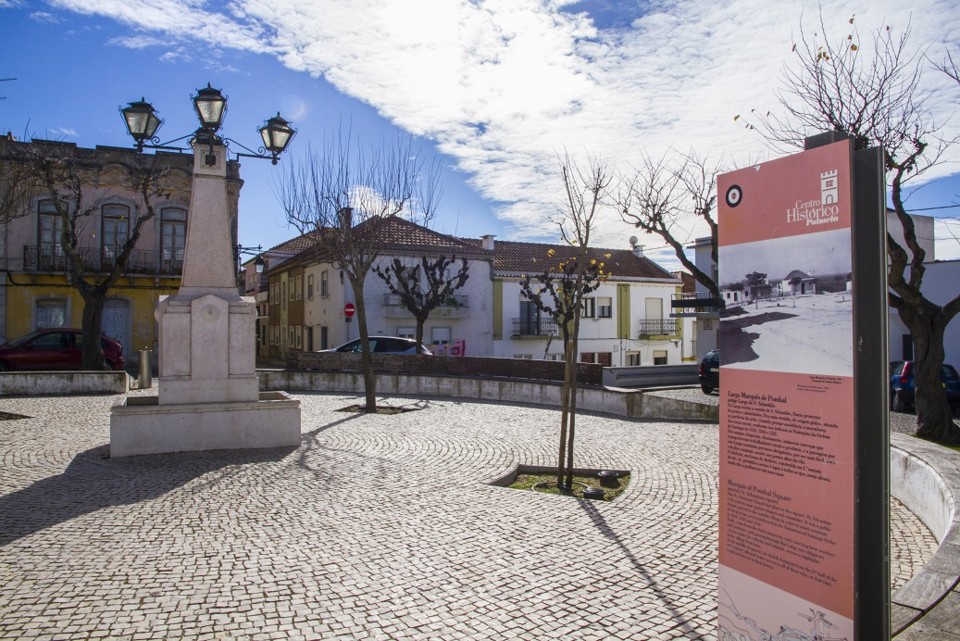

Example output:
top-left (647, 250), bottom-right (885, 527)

top-left (110, 136), bottom-right (301, 457)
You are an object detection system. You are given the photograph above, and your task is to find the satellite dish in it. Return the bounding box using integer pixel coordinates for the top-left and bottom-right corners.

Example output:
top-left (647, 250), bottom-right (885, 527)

top-left (629, 235), bottom-right (639, 247)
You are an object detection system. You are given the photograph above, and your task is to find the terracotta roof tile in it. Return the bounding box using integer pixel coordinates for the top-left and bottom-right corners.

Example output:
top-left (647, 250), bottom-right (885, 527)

top-left (492, 240), bottom-right (677, 281)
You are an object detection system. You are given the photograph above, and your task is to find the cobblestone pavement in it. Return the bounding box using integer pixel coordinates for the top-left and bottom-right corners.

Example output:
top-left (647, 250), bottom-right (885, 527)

top-left (0, 392), bottom-right (938, 640)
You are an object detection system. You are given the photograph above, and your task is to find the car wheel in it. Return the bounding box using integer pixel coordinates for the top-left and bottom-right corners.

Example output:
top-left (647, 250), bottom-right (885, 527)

top-left (892, 390), bottom-right (907, 413)
top-left (700, 383), bottom-right (714, 394)
top-left (103, 361), bottom-right (116, 371)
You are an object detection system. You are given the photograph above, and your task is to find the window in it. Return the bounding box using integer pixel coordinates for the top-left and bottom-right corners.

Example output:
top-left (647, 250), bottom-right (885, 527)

top-left (295, 326), bottom-right (302, 348)
top-left (282, 282), bottom-right (287, 310)
top-left (38, 200), bottom-right (64, 267)
top-left (397, 327), bottom-right (416, 339)
top-left (35, 299), bottom-right (67, 329)
top-left (321, 270), bottom-right (329, 298)
top-left (288, 280), bottom-right (295, 301)
top-left (307, 274), bottom-right (314, 300)
top-left (295, 275), bottom-right (302, 300)
top-left (431, 326), bottom-right (451, 345)
top-left (597, 297), bottom-right (612, 318)
top-left (547, 353), bottom-right (564, 361)
top-left (653, 350), bottom-right (668, 365)
top-left (627, 352), bottom-right (641, 366)
top-left (161, 208), bottom-right (186, 271)
top-left (518, 300), bottom-right (540, 335)
top-left (581, 352), bottom-right (611, 365)
top-left (581, 297), bottom-right (596, 318)
top-left (513, 354), bottom-right (533, 360)
top-left (101, 204), bottom-right (130, 261)
top-left (288, 327), bottom-right (295, 348)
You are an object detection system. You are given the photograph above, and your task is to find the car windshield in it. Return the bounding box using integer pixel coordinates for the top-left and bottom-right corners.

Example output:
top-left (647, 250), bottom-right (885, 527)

top-left (944, 365), bottom-right (960, 380)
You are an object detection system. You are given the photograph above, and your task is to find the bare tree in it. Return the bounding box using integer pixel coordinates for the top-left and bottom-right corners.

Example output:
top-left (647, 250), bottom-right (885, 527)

top-left (279, 129), bottom-right (442, 411)
top-left (746, 15), bottom-right (960, 443)
top-left (617, 152), bottom-right (722, 302)
top-left (373, 255), bottom-right (469, 350)
top-left (0, 138), bottom-right (182, 369)
top-left (520, 152), bottom-right (611, 491)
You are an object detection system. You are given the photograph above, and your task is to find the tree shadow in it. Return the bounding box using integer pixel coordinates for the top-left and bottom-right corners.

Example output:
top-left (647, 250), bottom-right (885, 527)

top-left (577, 499), bottom-right (704, 638)
top-left (0, 444), bottom-right (294, 547)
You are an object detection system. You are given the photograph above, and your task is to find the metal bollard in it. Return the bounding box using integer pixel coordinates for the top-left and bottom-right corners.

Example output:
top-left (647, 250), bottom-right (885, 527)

top-left (138, 348), bottom-right (152, 389)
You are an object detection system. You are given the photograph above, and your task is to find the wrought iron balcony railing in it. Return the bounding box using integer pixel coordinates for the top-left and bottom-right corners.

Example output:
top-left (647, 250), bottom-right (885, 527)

top-left (637, 318), bottom-right (678, 337)
top-left (511, 317), bottom-right (558, 337)
top-left (23, 245), bottom-right (184, 276)
top-left (383, 293), bottom-right (470, 308)
top-left (669, 292), bottom-right (722, 318)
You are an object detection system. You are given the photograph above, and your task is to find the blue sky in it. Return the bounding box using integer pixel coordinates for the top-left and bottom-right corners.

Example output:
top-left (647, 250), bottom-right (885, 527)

top-left (2, 0), bottom-right (960, 268)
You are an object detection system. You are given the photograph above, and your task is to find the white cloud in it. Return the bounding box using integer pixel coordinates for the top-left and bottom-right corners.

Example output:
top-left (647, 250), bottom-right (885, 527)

top-left (29, 11), bottom-right (59, 23)
top-left (108, 34), bottom-right (167, 49)
top-left (47, 127), bottom-right (79, 138)
top-left (45, 0), bottom-right (960, 261)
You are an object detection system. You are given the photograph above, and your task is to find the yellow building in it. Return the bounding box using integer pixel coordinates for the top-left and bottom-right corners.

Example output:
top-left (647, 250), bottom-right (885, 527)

top-left (0, 137), bottom-right (242, 365)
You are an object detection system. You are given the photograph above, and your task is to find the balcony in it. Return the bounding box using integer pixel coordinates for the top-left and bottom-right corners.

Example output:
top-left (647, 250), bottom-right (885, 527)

top-left (23, 245), bottom-right (184, 277)
top-left (511, 317), bottom-right (558, 338)
top-left (669, 292), bottom-right (722, 318)
top-left (637, 318), bottom-right (678, 337)
top-left (381, 293), bottom-right (471, 319)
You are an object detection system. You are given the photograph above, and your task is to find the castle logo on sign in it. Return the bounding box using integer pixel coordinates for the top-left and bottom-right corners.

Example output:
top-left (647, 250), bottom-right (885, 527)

top-left (785, 169), bottom-right (841, 227)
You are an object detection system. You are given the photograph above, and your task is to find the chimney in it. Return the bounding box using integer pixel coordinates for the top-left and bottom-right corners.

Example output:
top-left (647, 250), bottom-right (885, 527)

top-left (338, 207), bottom-right (353, 231)
top-left (481, 234), bottom-right (496, 251)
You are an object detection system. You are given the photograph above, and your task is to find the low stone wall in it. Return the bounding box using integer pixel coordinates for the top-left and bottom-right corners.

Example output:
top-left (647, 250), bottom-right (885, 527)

top-left (602, 364), bottom-right (699, 388)
top-left (0, 371), bottom-right (129, 396)
top-left (890, 433), bottom-right (960, 638)
top-left (257, 370), bottom-right (719, 422)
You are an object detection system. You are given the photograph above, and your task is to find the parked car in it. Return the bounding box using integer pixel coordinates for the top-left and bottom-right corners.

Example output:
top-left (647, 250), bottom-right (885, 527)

top-left (698, 349), bottom-right (720, 394)
top-left (321, 336), bottom-right (433, 355)
top-left (890, 360), bottom-right (960, 412)
top-left (0, 328), bottom-right (125, 371)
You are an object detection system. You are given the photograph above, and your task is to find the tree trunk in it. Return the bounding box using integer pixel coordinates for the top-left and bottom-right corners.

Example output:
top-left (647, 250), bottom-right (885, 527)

top-left (912, 318), bottom-right (960, 443)
top-left (565, 307), bottom-right (583, 491)
top-left (415, 317), bottom-right (426, 354)
top-left (556, 326), bottom-right (572, 490)
top-left (79, 286), bottom-right (107, 370)
top-left (350, 275), bottom-right (377, 412)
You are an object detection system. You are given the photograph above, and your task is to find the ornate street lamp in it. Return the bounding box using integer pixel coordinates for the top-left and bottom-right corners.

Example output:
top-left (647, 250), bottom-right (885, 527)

top-left (120, 98), bottom-right (162, 152)
top-left (119, 83), bottom-right (295, 165)
top-left (259, 113), bottom-right (296, 165)
top-left (192, 83), bottom-right (227, 133)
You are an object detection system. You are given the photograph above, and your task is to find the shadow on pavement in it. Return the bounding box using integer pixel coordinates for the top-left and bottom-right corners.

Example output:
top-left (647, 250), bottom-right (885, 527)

top-left (578, 499), bottom-right (703, 637)
top-left (0, 444), bottom-right (294, 547)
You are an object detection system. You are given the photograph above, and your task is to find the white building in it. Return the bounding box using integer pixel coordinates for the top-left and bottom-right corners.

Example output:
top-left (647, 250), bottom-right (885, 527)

top-left (488, 238), bottom-right (684, 366)
top-left (266, 218), bottom-right (494, 357)
top-left (889, 259), bottom-right (960, 367)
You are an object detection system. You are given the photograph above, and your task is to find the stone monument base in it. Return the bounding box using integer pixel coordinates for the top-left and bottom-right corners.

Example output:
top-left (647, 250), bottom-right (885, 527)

top-left (109, 391), bottom-right (301, 458)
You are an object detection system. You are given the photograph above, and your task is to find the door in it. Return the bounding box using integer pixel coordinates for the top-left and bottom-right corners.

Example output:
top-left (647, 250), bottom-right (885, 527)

top-left (102, 300), bottom-right (131, 357)
top-left (645, 297), bottom-right (663, 333)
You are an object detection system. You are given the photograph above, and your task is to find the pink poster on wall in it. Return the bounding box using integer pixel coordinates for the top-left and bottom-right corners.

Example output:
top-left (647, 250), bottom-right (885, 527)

top-left (717, 140), bottom-right (855, 640)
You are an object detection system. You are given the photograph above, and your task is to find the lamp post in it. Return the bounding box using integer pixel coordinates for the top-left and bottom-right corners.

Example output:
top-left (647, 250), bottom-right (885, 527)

top-left (111, 83), bottom-right (301, 459)
top-left (120, 84), bottom-right (295, 163)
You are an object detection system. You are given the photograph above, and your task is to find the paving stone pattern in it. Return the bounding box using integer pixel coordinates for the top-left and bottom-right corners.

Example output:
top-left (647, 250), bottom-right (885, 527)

top-left (0, 393), bottom-right (936, 640)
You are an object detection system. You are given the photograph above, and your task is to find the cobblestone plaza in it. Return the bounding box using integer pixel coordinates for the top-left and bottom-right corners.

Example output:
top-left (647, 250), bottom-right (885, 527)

top-left (0, 393), bottom-right (936, 640)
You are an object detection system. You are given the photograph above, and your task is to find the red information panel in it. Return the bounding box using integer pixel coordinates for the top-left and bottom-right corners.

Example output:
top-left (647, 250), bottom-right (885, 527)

top-left (717, 140), bottom-right (855, 640)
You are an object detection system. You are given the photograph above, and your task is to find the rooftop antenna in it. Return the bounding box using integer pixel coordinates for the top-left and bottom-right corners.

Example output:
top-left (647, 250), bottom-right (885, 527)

top-left (0, 77), bottom-right (15, 100)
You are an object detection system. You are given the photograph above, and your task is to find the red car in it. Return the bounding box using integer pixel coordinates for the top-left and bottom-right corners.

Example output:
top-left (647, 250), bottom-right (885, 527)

top-left (0, 328), bottom-right (125, 371)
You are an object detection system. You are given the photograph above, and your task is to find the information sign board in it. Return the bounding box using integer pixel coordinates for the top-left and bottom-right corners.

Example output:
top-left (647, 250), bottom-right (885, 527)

top-left (717, 140), bottom-right (858, 640)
